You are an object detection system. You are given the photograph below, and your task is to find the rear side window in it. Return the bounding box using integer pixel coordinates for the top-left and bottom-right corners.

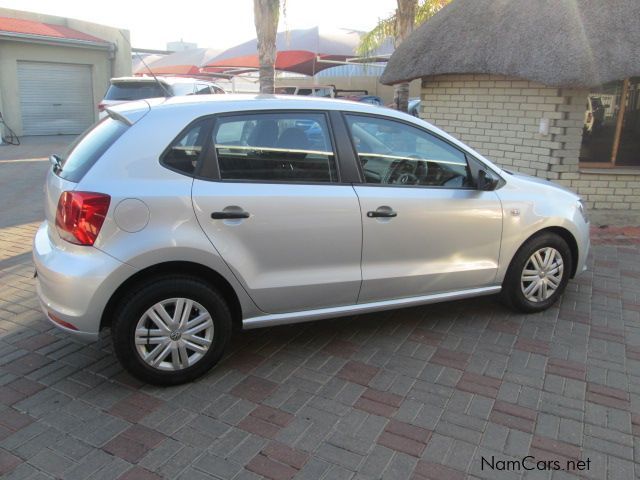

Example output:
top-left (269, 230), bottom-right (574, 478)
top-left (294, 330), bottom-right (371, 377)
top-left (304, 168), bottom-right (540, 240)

top-left (104, 83), bottom-right (166, 100)
top-left (161, 119), bottom-right (210, 175)
top-left (57, 118), bottom-right (128, 182)
top-left (171, 83), bottom-right (196, 96)
top-left (212, 112), bottom-right (338, 183)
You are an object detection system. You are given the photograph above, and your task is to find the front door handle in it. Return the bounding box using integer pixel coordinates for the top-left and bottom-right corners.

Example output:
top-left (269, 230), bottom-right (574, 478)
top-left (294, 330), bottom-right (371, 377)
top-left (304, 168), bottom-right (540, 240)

top-left (211, 211), bottom-right (250, 220)
top-left (367, 207), bottom-right (397, 218)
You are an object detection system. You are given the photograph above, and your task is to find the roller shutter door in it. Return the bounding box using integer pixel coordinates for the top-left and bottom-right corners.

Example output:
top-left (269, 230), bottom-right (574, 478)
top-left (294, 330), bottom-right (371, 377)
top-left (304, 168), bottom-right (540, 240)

top-left (18, 62), bottom-right (94, 135)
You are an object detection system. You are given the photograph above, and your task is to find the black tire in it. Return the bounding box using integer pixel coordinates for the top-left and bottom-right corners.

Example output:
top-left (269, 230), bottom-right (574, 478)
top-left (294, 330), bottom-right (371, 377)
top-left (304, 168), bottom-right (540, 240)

top-left (111, 275), bottom-right (232, 385)
top-left (501, 232), bottom-right (573, 313)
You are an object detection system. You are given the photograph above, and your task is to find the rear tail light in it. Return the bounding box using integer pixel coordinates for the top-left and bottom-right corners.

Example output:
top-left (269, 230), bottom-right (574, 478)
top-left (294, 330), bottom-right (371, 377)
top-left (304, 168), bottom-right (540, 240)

top-left (55, 191), bottom-right (111, 246)
top-left (98, 102), bottom-right (106, 112)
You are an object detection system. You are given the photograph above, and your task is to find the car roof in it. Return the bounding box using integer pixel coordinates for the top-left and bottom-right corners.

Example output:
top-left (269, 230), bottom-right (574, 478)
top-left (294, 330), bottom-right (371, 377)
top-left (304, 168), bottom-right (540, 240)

top-left (111, 76), bottom-right (215, 85)
top-left (109, 94), bottom-right (428, 125)
top-left (130, 94), bottom-right (406, 119)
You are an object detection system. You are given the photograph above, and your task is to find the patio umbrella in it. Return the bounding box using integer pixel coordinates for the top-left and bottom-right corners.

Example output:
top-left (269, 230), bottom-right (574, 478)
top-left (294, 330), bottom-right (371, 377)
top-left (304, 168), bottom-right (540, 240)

top-left (203, 26), bottom-right (392, 76)
top-left (135, 47), bottom-right (222, 76)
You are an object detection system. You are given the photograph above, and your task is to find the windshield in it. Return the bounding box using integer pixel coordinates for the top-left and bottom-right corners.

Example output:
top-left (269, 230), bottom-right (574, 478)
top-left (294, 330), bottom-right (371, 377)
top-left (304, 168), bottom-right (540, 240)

top-left (104, 82), bottom-right (167, 101)
top-left (57, 117), bottom-right (129, 182)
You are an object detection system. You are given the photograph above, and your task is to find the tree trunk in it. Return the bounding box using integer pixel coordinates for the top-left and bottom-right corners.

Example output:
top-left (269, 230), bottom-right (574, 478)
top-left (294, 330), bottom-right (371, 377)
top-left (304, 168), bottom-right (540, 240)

top-left (393, 0), bottom-right (417, 112)
top-left (254, 0), bottom-right (280, 94)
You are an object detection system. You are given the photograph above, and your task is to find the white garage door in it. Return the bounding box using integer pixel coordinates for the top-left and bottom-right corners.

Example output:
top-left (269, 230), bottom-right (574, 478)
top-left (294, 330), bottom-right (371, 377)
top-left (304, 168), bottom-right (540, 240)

top-left (18, 62), bottom-right (95, 135)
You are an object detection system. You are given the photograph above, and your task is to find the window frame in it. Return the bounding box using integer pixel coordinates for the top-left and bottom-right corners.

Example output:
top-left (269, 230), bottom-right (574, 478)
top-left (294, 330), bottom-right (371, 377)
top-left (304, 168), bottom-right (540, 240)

top-left (579, 77), bottom-right (639, 169)
top-left (339, 111), bottom-right (481, 190)
top-left (199, 109), bottom-right (348, 185)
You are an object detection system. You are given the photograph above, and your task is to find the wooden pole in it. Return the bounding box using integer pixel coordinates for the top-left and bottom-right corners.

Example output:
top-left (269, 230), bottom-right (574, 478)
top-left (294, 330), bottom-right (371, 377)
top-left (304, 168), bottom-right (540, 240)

top-left (610, 77), bottom-right (630, 165)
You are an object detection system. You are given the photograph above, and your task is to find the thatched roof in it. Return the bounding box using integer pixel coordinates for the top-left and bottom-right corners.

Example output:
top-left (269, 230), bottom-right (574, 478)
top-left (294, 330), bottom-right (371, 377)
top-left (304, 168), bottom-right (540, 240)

top-left (381, 0), bottom-right (640, 87)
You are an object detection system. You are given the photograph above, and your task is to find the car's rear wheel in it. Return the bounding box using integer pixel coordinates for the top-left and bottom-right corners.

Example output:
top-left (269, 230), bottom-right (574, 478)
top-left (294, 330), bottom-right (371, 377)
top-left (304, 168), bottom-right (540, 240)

top-left (111, 275), bottom-right (232, 385)
top-left (502, 232), bottom-right (573, 313)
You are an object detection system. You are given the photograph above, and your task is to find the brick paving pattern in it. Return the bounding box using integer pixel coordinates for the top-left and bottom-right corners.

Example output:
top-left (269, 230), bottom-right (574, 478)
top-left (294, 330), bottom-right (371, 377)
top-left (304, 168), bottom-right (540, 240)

top-left (1, 159), bottom-right (639, 479)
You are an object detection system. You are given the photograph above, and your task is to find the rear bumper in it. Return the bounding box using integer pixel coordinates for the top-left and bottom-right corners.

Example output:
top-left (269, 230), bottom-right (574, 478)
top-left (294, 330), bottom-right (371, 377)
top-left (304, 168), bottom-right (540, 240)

top-left (33, 222), bottom-right (136, 341)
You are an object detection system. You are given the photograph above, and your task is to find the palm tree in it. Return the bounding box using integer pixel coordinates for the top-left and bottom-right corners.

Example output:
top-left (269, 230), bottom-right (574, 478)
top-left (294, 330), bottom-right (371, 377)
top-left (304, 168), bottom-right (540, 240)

top-left (358, 0), bottom-right (451, 112)
top-left (253, 0), bottom-right (281, 93)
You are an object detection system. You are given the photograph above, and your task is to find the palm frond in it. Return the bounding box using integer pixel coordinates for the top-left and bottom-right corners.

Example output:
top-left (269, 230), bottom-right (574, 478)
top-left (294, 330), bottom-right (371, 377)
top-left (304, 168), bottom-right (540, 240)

top-left (356, 14), bottom-right (397, 59)
top-left (415, 0), bottom-right (451, 25)
top-left (356, 0), bottom-right (452, 58)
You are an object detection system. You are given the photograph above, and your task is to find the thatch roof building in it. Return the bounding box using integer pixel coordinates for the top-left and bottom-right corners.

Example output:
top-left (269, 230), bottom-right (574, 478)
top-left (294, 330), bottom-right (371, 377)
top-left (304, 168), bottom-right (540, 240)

top-left (381, 0), bottom-right (640, 87)
top-left (380, 0), bottom-right (640, 218)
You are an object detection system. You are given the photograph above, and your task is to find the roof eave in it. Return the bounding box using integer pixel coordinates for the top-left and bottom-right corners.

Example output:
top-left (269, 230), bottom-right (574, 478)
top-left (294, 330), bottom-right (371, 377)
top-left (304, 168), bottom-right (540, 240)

top-left (0, 30), bottom-right (112, 50)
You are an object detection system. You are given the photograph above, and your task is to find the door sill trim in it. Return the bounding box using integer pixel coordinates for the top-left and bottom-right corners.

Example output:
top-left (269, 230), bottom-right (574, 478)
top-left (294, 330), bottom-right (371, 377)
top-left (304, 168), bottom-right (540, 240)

top-left (242, 285), bottom-right (501, 329)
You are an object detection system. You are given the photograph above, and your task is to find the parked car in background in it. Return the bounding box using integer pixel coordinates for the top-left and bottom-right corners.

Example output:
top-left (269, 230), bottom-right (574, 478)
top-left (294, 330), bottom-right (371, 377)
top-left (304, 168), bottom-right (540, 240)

top-left (583, 95), bottom-right (606, 135)
top-left (274, 85), bottom-right (335, 97)
top-left (339, 94), bottom-right (384, 106)
top-left (275, 86), bottom-right (384, 107)
top-left (99, 76), bottom-right (225, 117)
top-left (34, 95), bottom-right (590, 385)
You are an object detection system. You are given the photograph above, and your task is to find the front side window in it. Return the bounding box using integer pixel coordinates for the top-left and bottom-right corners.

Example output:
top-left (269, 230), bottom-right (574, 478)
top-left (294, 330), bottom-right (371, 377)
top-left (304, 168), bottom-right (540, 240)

top-left (345, 114), bottom-right (472, 188)
top-left (213, 112), bottom-right (337, 183)
top-left (161, 119), bottom-right (210, 174)
top-left (195, 84), bottom-right (212, 95)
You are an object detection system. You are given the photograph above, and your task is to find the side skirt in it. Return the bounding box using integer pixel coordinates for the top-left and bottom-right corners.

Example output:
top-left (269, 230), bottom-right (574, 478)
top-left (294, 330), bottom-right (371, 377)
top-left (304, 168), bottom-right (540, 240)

top-left (242, 285), bottom-right (501, 329)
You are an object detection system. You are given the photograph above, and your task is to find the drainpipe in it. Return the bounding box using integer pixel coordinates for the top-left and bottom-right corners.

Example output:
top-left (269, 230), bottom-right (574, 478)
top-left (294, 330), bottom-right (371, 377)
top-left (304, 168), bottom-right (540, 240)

top-left (108, 42), bottom-right (116, 78)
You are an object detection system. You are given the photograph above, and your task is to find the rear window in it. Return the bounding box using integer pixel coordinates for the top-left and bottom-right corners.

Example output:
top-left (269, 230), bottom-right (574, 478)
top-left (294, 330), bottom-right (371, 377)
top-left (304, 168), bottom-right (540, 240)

top-left (57, 117), bottom-right (128, 182)
top-left (104, 82), bottom-right (166, 101)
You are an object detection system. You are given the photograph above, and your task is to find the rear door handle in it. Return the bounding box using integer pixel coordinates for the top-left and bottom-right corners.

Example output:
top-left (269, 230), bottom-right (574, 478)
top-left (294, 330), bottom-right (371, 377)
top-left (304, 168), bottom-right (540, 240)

top-left (367, 209), bottom-right (397, 218)
top-left (211, 211), bottom-right (250, 219)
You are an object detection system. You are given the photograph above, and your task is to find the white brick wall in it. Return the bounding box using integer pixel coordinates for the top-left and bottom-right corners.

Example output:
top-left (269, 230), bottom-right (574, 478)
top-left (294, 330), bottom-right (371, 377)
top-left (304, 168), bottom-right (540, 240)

top-left (420, 74), bottom-right (640, 212)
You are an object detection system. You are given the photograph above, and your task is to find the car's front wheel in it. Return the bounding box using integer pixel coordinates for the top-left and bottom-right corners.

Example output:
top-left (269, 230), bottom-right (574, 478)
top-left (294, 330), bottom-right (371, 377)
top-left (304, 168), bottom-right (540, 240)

top-left (502, 232), bottom-right (573, 313)
top-left (111, 275), bottom-right (232, 385)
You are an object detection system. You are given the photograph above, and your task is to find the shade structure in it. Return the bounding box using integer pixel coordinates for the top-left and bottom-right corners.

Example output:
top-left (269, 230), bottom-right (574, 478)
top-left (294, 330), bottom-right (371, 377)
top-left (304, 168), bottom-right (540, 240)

top-left (132, 54), bottom-right (165, 75)
top-left (203, 26), bottom-right (393, 76)
top-left (135, 47), bottom-right (222, 76)
top-left (381, 0), bottom-right (640, 87)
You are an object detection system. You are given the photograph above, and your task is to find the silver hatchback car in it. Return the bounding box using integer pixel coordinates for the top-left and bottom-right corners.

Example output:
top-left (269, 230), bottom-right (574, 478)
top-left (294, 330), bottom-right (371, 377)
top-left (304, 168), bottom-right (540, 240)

top-left (34, 95), bottom-right (590, 385)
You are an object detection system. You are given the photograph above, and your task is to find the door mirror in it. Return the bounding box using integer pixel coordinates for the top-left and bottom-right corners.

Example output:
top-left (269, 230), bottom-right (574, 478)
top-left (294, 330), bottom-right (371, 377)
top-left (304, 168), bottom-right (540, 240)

top-left (477, 169), bottom-right (498, 191)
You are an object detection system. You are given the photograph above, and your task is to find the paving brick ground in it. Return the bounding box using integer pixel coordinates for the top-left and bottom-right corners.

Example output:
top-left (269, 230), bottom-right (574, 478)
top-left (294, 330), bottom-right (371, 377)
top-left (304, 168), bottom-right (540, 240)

top-left (1, 158), bottom-right (640, 479)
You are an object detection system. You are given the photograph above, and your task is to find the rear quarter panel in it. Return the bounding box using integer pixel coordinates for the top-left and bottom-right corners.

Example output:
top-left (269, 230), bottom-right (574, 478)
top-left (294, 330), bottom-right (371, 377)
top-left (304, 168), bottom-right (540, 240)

top-left (77, 107), bottom-right (263, 320)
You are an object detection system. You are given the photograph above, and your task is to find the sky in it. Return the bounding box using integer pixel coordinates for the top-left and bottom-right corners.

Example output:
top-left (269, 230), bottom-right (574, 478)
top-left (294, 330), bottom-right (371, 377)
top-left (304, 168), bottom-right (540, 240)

top-left (1, 0), bottom-right (398, 51)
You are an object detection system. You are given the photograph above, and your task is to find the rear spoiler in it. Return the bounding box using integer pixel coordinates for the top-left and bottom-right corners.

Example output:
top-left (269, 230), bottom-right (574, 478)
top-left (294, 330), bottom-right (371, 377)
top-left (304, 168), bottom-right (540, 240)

top-left (106, 98), bottom-right (163, 125)
top-left (106, 109), bottom-right (133, 126)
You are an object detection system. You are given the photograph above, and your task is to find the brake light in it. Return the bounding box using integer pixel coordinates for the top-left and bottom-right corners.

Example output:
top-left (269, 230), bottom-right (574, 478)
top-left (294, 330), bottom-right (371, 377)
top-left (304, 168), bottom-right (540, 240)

top-left (55, 191), bottom-right (111, 246)
top-left (98, 102), bottom-right (106, 112)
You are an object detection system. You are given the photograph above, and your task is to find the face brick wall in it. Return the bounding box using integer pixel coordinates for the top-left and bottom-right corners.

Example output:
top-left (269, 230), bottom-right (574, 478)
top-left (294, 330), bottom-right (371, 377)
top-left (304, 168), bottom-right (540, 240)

top-left (419, 74), bottom-right (640, 212)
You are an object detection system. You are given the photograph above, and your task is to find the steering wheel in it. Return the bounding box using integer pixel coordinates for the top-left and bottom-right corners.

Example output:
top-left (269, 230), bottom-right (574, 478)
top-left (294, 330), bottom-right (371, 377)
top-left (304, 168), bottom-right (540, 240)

top-left (386, 159), bottom-right (419, 185)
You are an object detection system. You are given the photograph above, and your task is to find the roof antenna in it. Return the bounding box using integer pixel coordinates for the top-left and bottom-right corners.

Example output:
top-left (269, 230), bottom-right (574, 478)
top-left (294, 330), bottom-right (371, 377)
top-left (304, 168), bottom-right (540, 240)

top-left (118, 29), bottom-right (172, 98)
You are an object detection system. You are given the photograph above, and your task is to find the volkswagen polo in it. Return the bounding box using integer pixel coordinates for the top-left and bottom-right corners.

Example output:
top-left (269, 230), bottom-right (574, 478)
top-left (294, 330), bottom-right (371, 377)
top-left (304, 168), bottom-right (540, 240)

top-left (33, 95), bottom-right (590, 385)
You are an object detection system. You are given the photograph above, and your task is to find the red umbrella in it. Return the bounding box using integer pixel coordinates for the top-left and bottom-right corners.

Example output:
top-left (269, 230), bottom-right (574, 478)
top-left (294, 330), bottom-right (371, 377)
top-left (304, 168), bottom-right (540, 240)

top-left (203, 27), bottom-right (392, 76)
top-left (135, 48), bottom-right (222, 76)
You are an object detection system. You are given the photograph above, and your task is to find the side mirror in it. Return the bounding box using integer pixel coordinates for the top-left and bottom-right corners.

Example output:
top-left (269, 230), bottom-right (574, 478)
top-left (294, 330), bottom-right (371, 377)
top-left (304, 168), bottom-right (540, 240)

top-left (477, 169), bottom-right (498, 191)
